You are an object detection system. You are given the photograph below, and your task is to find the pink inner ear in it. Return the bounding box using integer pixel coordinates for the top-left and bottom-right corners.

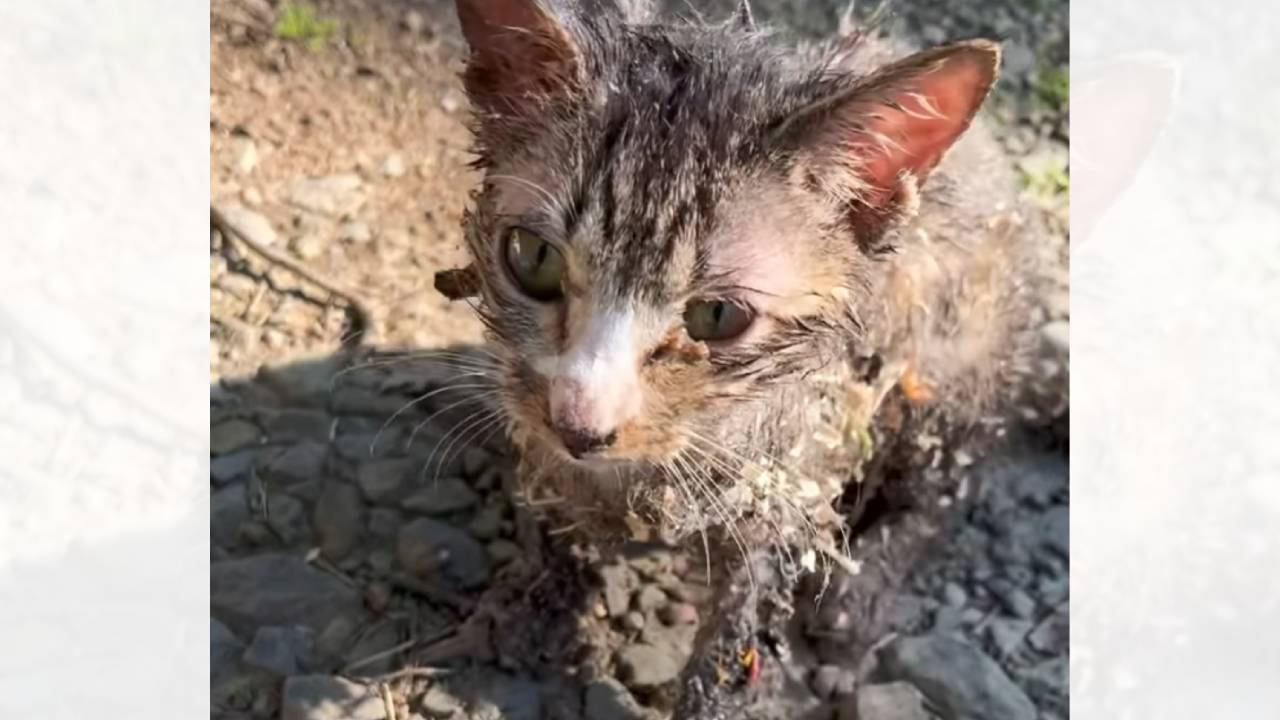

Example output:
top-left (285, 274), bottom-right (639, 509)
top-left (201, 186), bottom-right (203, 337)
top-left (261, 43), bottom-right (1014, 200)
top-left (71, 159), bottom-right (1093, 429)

top-left (845, 48), bottom-right (997, 207)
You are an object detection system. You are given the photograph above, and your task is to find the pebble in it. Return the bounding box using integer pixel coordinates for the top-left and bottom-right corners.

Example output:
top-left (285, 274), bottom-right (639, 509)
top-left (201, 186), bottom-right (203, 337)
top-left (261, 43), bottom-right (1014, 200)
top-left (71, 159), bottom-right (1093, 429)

top-left (467, 504), bottom-right (505, 540)
top-left (364, 582), bottom-right (393, 614)
top-left (212, 618), bottom-right (245, 682)
top-left (632, 585), bottom-right (668, 614)
top-left (281, 675), bottom-right (386, 720)
top-left (462, 446), bottom-right (491, 477)
top-left (259, 441), bottom-right (327, 486)
top-left (212, 419), bottom-right (262, 455)
top-left (382, 153), bottom-right (406, 178)
top-left (622, 611), bottom-right (646, 632)
top-left (583, 677), bottom-right (648, 720)
top-left (1040, 320), bottom-right (1069, 353)
top-left (215, 204), bottom-right (277, 248)
top-left (420, 685), bottom-right (462, 718)
top-left (486, 539), bottom-right (521, 565)
top-left (998, 586), bottom-right (1038, 619)
top-left (942, 581), bottom-right (968, 607)
top-left (314, 482), bottom-right (364, 561)
top-left (287, 174), bottom-right (366, 218)
top-left (212, 484), bottom-right (250, 547)
top-left (841, 682), bottom-right (930, 720)
top-left (1027, 607), bottom-right (1069, 654)
top-left (878, 634), bottom-right (1036, 720)
top-left (1017, 656), bottom-right (1068, 704)
top-left (242, 186), bottom-right (263, 206)
top-left (212, 449), bottom-right (257, 485)
top-left (984, 618), bottom-right (1034, 657)
top-left (264, 409), bottom-right (332, 443)
top-left (811, 663), bottom-right (857, 699)
top-left (615, 642), bottom-right (683, 688)
top-left (658, 603), bottom-right (698, 626)
top-left (315, 616), bottom-right (358, 665)
top-left (267, 491), bottom-right (312, 545)
top-left (402, 9), bottom-right (426, 34)
top-left (343, 621), bottom-right (400, 674)
top-left (599, 564), bottom-right (635, 618)
top-left (243, 625), bottom-right (315, 676)
top-left (211, 554), bottom-right (363, 636)
top-left (440, 94), bottom-right (460, 113)
top-left (234, 137), bottom-right (259, 175)
top-left (401, 477), bottom-right (480, 515)
top-left (367, 549), bottom-right (395, 577)
top-left (290, 233), bottom-right (326, 260)
top-left (397, 518), bottom-right (491, 589)
top-left (367, 508), bottom-right (403, 541)
top-left (357, 458), bottom-right (415, 503)
top-left (340, 220), bottom-right (372, 244)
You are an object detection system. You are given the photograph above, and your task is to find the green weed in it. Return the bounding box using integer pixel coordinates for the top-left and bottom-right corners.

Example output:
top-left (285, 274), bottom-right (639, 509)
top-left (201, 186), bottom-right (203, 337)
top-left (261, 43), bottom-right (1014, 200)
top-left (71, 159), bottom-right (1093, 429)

top-left (275, 3), bottom-right (338, 50)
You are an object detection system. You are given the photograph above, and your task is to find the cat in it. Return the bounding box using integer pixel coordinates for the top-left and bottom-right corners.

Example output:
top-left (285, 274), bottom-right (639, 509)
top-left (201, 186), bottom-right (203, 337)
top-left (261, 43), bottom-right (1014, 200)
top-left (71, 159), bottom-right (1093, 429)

top-left (434, 0), bottom-right (1034, 715)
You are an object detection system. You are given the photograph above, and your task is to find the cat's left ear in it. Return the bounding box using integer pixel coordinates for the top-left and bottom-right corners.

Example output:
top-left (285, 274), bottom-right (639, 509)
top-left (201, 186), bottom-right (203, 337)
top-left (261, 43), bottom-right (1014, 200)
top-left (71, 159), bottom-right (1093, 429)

top-left (780, 40), bottom-right (1000, 232)
top-left (454, 0), bottom-right (580, 118)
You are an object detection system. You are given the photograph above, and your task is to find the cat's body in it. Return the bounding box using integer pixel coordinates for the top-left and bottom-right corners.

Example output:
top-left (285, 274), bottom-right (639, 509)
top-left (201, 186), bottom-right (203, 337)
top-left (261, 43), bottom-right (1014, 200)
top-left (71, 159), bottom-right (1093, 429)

top-left (435, 1), bottom-right (1034, 715)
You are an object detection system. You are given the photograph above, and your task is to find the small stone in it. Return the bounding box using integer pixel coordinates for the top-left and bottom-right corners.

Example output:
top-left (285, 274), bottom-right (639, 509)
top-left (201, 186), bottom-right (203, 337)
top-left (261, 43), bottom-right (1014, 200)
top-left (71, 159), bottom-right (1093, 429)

top-left (364, 582), bottom-right (393, 614)
top-left (440, 94), bottom-right (460, 113)
top-left (212, 419), bottom-right (261, 455)
top-left (632, 585), bottom-right (668, 613)
top-left (616, 643), bottom-right (683, 688)
top-left (942, 581), bottom-right (968, 607)
top-left (401, 477), bottom-right (480, 515)
top-left (287, 174), bottom-right (366, 218)
top-left (314, 482), bottom-right (364, 561)
top-left (242, 186), bottom-right (263, 206)
top-left (1041, 320), bottom-right (1069, 353)
top-left (1002, 41), bottom-right (1036, 78)
top-left (267, 492), bottom-right (311, 545)
top-left (467, 504), bottom-right (505, 540)
top-left (878, 635), bottom-right (1036, 720)
top-left (343, 621), bottom-right (400, 674)
top-left (398, 518), bottom-right (491, 589)
top-left (1018, 656), bottom-right (1068, 703)
top-left (212, 484), bottom-right (250, 547)
top-left (811, 663), bottom-right (856, 699)
top-left (259, 442), bottom-right (328, 487)
top-left (382, 153), bottom-right (406, 178)
top-left (420, 685), bottom-right (462, 718)
top-left (211, 554), bottom-right (363, 637)
top-left (658, 602), bottom-right (698, 626)
top-left (281, 675), bottom-right (386, 720)
top-left (264, 409), bottom-right (332, 443)
top-left (1027, 607), bottom-right (1069, 654)
top-left (215, 204), bottom-right (277, 248)
top-left (997, 586), bottom-right (1037, 619)
top-left (357, 458), bottom-right (414, 504)
top-left (243, 625), bottom-right (314, 676)
top-left (367, 549), bottom-right (395, 577)
top-left (840, 682), bottom-right (930, 720)
top-left (461, 446), bottom-right (491, 477)
top-left (486, 539), bottom-right (521, 565)
top-left (583, 677), bottom-right (647, 720)
top-left (234, 137), bottom-right (259, 175)
top-left (599, 564), bottom-right (635, 618)
top-left (984, 618), bottom-right (1033, 657)
top-left (315, 615), bottom-right (358, 665)
top-left (212, 449), bottom-right (257, 485)
top-left (340, 221), bottom-right (372, 244)
top-left (622, 611), bottom-right (646, 632)
top-left (212, 618), bottom-right (245, 682)
top-left (402, 9), bottom-right (426, 34)
top-left (290, 233), bottom-right (326, 260)
top-left (367, 508), bottom-right (403, 541)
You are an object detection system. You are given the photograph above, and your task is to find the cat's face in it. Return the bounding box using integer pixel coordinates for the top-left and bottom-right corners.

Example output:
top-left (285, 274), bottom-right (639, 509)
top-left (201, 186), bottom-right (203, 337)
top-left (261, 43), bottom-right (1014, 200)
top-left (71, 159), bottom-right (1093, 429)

top-left (444, 0), bottom-right (999, 469)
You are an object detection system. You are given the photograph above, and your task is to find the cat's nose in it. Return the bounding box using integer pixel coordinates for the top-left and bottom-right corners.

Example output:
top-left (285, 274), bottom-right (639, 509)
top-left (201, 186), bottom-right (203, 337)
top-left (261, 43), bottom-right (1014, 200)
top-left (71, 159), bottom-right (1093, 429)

top-left (556, 426), bottom-right (619, 458)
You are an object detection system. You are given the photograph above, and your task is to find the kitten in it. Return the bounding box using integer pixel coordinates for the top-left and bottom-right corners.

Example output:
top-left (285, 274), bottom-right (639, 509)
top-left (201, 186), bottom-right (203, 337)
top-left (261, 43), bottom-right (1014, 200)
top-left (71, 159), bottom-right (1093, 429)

top-left (436, 0), bottom-right (1032, 714)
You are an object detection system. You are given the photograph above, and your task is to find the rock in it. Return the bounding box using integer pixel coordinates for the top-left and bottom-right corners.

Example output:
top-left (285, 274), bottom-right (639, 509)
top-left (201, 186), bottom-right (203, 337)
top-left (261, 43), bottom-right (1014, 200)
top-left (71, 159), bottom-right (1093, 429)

top-left (290, 233), bottom-right (326, 260)
top-left (1018, 657), bottom-right (1067, 704)
top-left (364, 582), bottom-right (393, 614)
top-left (622, 611), bottom-right (646, 632)
top-left (1027, 607), bottom-right (1068, 654)
top-left (234, 137), bottom-right (259, 175)
top-left (243, 186), bottom-right (263, 206)
top-left (616, 642), bottom-right (683, 689)
top-left (367, 508), bottom-right (403, 541)
top-left (1039, 507), bottom-right (1069, 557)
top-left (878, 635), bottom-right (1036, 720)
top-left (600, 564), bottom-right (635, 618)
top-left (397, 518), bottom-right (491, 589)
top-left (486, 539), bottom-right (521, 565)
top-left (841, 682), bottom-right (930, 720)
top-left (212, 484), bottom-right (250, 547)
top-left (584, 677), bottom-right (648, 720)
top-left (314, 482), bottom-right (364, 561)
top-left (633, 585), bottom-right (668, 613)
top-left (215, 204), bottom-right (277, 248)
top-left (942, 582), bottom-right (968, 608)
top-left (211, 554), bottom-right (363, 637)
top-left (1041, 320), bottom-right (1069, 353)
top-left (462, 446), bottom-right (491, 477)
top-left (419, 685), bottom-right (462, 718)
top-left (658, 603), bottom-right (698, 626)
top-left (212, 618), bottom-right (245, 682)
top-left (315, 616), bottom-right (359, 666)
top-left (367, 550), bottom-right (394, 577)
top-left (340, 221), bottom-right (372, 244)
top-left (281, 675), bottom-right (385, 720)
top-left (212, 419), bottom-right (262, 454)
top-left (984, 618), bottom-right (1033, 658)
top-left (357, 458), bottom-right (415, 504)
top-left (440, 94), bottom-right (460, 113)
top-left (401, 477), bottom-right (479, 515)
top-left (243, 625), bottom-right (315, 676)
top-left (259, 441), bottom-right (327, 486)
top-left (212, 449), bottom-right (257, 485)
top-left (467, 504), bottom-right (504, 540)
top-left (998, 587), bottom-right (1037, 619)
top-left (1002, 41), bottom-right (1036, 78)
top-left (264, 409), bottom-right (332, 443)
top-left (402, 9), bottom-right (426, 34)
top-left (267, 491), bottom-right (311, 545)
top-left (811, 663), bottom-right (857, 699)
top-left (467, 673), bottom-right (543, 720)
top-left (382, 153), bottom-right (406, 178)
top-left (287, 174), bottom-right (366, 218)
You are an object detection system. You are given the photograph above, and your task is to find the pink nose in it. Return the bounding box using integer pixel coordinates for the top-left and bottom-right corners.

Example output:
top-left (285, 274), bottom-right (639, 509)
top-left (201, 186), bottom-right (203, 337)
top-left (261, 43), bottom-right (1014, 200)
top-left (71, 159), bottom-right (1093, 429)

top-left (548, 378), bottom-right (623, 458)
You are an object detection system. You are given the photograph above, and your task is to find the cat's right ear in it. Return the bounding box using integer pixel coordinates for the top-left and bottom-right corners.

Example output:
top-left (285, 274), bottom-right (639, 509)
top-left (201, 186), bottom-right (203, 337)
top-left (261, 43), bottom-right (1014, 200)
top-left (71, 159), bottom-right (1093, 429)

top-left (454, 0), bottom-right (580, 118)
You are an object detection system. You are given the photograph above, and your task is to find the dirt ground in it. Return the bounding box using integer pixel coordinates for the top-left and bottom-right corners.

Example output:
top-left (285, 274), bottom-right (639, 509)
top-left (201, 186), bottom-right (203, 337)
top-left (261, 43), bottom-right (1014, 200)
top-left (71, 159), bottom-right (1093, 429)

top-left (210, 1), bottom-right (1069, 718)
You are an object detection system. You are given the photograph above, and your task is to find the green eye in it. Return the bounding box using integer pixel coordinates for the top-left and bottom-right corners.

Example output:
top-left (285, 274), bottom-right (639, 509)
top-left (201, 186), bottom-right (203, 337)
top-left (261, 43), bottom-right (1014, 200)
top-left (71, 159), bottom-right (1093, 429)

top-left (503, 227), bottom-right (565, 301)
top-left (684, 299), bottom-right (755, 342)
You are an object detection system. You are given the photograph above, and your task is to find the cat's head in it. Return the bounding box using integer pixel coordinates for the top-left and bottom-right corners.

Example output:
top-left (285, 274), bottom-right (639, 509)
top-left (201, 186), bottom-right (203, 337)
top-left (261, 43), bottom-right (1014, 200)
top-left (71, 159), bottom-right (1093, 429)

top-left (440, 0), bottom-right (999, 469)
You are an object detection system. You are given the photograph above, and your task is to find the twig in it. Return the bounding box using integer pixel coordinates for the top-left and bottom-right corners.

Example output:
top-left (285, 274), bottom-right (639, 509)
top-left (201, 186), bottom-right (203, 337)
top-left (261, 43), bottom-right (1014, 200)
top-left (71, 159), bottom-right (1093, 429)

top-left (379, 682), bottom-right (398, 720)
top-left (211, 204), bottom-right (374, 349)
top-left (371, 666), bottom-right (454, 682)
top-left (343, 637), bottom-right (420, 674)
